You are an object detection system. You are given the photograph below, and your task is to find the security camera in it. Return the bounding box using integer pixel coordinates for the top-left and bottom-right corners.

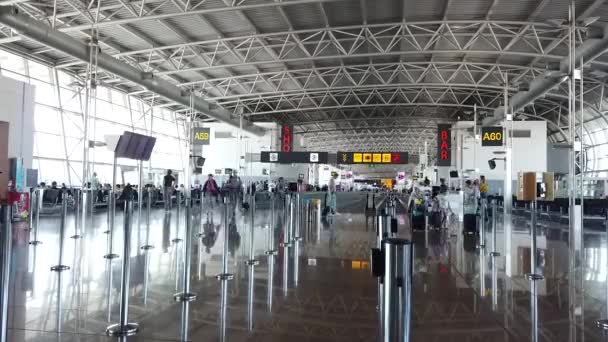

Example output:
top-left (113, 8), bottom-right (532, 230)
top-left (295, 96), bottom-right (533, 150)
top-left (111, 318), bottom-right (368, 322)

top-left (488, 159), bottom-right (497, 170)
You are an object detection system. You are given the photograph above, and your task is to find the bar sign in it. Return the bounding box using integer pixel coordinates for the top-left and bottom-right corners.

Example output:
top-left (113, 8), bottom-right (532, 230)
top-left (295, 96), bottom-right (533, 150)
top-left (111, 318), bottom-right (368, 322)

top-left (437, 124), bottom-right (451, 166)
top-left (281, 124), bottom-right (293, 152)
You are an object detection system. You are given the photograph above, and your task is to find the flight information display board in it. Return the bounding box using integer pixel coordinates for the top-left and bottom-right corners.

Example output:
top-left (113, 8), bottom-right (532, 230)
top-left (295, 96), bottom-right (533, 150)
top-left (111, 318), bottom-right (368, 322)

top-left (337, 152), bottom-right (409, 165)
top-left (260, 151), bottom-right (329, 164)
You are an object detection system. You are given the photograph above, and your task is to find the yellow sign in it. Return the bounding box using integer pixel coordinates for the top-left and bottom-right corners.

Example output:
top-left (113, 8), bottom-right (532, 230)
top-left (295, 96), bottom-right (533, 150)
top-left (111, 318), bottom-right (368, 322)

top-left (482, 132), bottom-right (502, 141)
top-left (353, 153), bottom-right (362, 163)
top-left (363, 153), bottom-right (372, 163)
top-left (372, 153), bottom-right (381, 163)
top-left (382, 153), bottom-right (391, 163)
top-left (192, 128), bottom-right (211, 145)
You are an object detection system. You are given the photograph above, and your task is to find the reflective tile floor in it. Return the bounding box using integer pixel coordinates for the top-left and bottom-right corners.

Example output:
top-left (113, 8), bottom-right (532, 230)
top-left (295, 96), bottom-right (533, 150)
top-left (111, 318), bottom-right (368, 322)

top-left (5, 194), bottom-right (608, 341)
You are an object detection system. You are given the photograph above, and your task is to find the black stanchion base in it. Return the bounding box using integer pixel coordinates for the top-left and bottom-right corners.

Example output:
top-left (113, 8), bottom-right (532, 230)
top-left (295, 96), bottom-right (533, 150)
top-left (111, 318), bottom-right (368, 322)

top-left (106, 323), bottom-right (139, 337)
top-left (245, 259), bottom-right (260, 266)
top-left (28, 240), bottom-right (42, 245)
top-left (50, 265), bottom-right (70, 271)
top-left (140, 245), bottom-right (155, 250)
top-left (104, 253), bottom-right (119, 259)
top-left (216, 273), bottom-right (234, 281)
top-left (174, 292), bottom-right (198, 302)
top-left (596, 319), bottom-right (608, 330)
top-left (70, 235), bottom-right (81, 239)
top-left (265, 249), bottom-right (278, 256)
top-left (490, 252), bottom-right (501, 257)
top-left (172, 238), bottom-right (183, 243)
top-left (525, 273), bottom-right (544, 281)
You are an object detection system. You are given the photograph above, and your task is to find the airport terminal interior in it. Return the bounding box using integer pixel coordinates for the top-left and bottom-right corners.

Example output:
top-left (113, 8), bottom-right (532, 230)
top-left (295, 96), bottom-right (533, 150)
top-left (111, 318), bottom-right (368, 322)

top-left (1, 0), bottom-right (608, 341)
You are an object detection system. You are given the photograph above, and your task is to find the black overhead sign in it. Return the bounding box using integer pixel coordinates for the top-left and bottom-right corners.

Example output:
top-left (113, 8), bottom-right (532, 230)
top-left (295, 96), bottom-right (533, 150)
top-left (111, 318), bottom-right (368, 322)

top-left (260, 151), bottom-right (328, 164)
top-left (481, 126), bottom-right (504, 147)
top-left (337, 152), bottom-right (409, 165)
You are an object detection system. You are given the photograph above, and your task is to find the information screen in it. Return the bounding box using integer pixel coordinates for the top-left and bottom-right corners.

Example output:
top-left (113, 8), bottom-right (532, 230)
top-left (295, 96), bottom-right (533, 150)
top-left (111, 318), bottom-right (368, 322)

top-left (481, 126), bottom-right (504, 146)
top-left (337, 152), bottom-right (409, 165)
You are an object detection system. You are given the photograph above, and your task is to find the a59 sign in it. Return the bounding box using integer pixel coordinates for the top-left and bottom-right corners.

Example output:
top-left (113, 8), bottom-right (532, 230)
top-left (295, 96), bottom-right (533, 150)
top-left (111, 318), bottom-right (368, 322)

top-left (481, 126), bottom-right (503, 147)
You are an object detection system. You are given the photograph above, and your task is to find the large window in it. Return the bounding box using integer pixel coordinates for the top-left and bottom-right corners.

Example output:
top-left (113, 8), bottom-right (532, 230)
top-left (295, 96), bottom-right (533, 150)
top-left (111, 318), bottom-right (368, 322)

top-left (0, 50), bottom-right (188, 186)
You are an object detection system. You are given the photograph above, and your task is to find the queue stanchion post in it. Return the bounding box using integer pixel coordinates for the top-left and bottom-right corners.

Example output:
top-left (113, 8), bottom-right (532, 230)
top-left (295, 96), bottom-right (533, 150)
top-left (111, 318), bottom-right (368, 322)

top-left (490, 199), bottom-right (500, 257)
top-left (173, 189), bottom-right (183, 243)
top-left (0, 205), bottom-right (12, 342)
top-left (216, 196), bottom-right (234, 281)
top-left (597, 212), bottom-right (608, 331)
top-left (174, 198), bottom-right (197, 302)
top-left (141, 187), bottom-right (154, 251)
top-left (51, 192), bottom-right (70, 272)
top-left (29, 189), bottom-right (42, 245)
top-left (51, 192), bottom-right (70, 332)
top-left (282, 194), bottom-right (291, 248)
top-left (294, 193), bottom-right (302, 243)
top-left (266, 193), bottom-right (277, 256)
top-left (104, 190), bottom-right (119, 259)
top-left (106, 199), bottom-right (139, 337)
top-left (71, 189), bottom-right (81, 239)
top-left (399, 239), bottom-right (413, 342)
top-left (524, 199), bottom-right (543, 342)
top-left (27, 188), bottom-right (35, 231)
top-left (478, 198), bottom-right (486, 249)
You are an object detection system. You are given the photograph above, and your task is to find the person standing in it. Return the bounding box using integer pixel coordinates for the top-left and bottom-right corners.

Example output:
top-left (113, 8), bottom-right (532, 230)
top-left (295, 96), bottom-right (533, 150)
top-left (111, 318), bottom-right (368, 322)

top-left (328, 172), bottom-right (338, 215)
top-left (163, 169), bottom-right (176, 210)
top-left (479, 175), bottom-right (488, 198)
top-left (202, 174), bottom-right (220, 207)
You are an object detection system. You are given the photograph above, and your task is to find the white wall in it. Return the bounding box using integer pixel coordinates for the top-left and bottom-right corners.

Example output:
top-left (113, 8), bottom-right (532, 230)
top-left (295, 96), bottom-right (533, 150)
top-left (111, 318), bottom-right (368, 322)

top-left (193, 122), bottom-right (276, 184)
top-left (0, 74), bottom-right (35, 168)
top-left (455, 121), bottom-right (547, 181)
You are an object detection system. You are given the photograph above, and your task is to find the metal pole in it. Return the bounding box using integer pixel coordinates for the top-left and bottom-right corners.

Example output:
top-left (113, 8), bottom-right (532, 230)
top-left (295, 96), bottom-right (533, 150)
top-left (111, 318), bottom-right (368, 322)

top-left (175, 199), bottom-right (197, 301)
top-left (72, 189), bottom-right (81, 239)
top-left (141, 187), bottom-right (154, 250)
top-left (283, 194), bottom-right (291, 247)
top-left (266, 193), bottom-right (277, 255)
top-left (316, 200), bottom-right (321, 244)
top-left (137, 160), bottom-right (143, 239)
top-left (51, 192), bottom-right (70, 333)
top-left (530, 200), bottom-right (537, 275)
top-left (173, 190), bottom-right (182, 243)
top-left (216, 197), bottom-right (234, 281)
top-left (598, 214), bottom-right (608, 330)
top-left (29, 189), bottom-right (42, 245)
top-left (27, 188), bottom-right (34, 231)
top-left (51, 192), bottom-right (70, 272)
top-left (0, 205), bottom-right (12, 342)
top-left (106, 200), bottom-right (139, 337)
top-left (478, 198), bottom-right (486, 248)
top-left (104, 188), bottom-right (118, 259)
top-left (490, 199), bottom-right (500, 257)
top-left (141, 187), bottom-right (154, 305)
top-left (399, 239), bottom-right (413, 342)
top-left (381, 239), bottom-right (398, 342)
top-left (289, 194), bottom-right (295, 243)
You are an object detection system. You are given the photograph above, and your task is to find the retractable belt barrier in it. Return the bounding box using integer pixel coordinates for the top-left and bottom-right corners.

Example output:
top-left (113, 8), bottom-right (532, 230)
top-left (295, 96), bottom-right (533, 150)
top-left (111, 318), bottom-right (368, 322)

top-left (371, 238), bottom-right (413, 342)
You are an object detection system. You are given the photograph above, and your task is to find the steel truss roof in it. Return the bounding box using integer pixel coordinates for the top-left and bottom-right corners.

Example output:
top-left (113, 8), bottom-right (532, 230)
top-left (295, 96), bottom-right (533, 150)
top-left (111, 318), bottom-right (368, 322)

top-left (0, 0), bottom-right (607, 153)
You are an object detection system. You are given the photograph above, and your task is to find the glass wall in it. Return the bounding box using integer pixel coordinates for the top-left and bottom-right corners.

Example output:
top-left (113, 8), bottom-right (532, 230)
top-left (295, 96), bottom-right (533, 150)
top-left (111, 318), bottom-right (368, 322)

top-left (0, 50), bottom-right (188, 187)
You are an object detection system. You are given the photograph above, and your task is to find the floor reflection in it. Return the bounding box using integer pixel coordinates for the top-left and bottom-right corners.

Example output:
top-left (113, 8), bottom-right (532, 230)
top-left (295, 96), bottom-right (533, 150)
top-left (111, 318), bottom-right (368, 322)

top-left (4, 194), bottom-right (608, 341)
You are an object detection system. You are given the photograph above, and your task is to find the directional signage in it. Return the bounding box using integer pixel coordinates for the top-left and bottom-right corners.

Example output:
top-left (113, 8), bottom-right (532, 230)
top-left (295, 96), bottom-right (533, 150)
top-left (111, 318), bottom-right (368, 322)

top-left (481, 126), bottom-right (503, 146)
top-left (280, 124), bottom-right (293, 152)
top-left (337, 152), bottom-right (409, 165)
top-left (192, 127), bottom-right (210, 145)
top-left (437, 124), bottom-right (451, 166)
top-left (260, 151), bottom-right (328, 164)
